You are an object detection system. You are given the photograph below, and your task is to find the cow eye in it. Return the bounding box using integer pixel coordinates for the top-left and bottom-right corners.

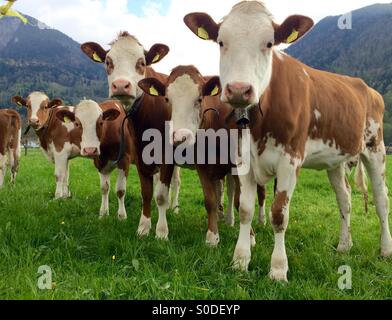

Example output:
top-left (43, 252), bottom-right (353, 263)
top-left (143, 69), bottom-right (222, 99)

top-left (165, 97), bottom-right (169, 103)
top-left (198, 97), bottom-right (202, 103)
top-left (267, 42), bottom-right (273, 49)
top-left (219, 41), bottom-right (224, 47)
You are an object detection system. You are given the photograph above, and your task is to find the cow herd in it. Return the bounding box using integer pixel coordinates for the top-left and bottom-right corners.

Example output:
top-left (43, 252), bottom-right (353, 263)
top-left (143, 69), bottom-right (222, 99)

top-left (1, 1), bottom-right (391, 282)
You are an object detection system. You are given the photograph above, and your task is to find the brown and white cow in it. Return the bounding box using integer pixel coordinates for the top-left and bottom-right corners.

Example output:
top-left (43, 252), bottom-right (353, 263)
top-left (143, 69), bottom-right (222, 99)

top-left (0, 109), bottom-right (21, 188)
top-left (56, 99), bottom-right (133, 220)
top-left (138, 65), bottom-right (268, 245)
top-left (12, 93), bottom-right (81, 199)
top-left (81, 32), bottom-right (180, 239)
top-left (184, 1), bottom-right (392, 281)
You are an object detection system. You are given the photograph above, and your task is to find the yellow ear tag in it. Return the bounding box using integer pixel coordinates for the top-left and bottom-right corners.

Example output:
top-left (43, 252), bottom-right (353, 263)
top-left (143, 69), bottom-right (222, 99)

top-left (197, 27), bottom-right (209, 40)
top-left (92, 52), bottom-right (103, 63)
top-left (149, 86), bottom-right (159, 96)
top-left (287, 29), bottom-right (299, 43)
top-left (211, 85), bottom-right (219, 96)
top-left (152, 54), bottom-right (160, 63)
top-left (63, 116), bottom-right (71, 123)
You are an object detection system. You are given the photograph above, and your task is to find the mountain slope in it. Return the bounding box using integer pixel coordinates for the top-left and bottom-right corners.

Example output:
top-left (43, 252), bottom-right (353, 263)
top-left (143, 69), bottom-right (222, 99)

top-left (0, 15), bottom-right (107, 108)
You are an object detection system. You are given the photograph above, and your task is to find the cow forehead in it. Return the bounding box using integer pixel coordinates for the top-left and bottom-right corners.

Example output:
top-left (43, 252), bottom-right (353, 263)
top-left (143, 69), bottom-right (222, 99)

top-left (75, 100), bottom-right (102, 122)
top-left (167, 74), bottom-right (200, 100)
top-left (108, 37), bottom-right (144, 62)
top-left (28, 92), bottom-right (48, 107)
top-left (220, 1), bottom-right (274, 41)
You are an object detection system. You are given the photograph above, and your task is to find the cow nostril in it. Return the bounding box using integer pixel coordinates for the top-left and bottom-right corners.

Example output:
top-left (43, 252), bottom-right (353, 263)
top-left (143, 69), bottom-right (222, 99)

top-left (181, 136), bottom-right (186, 142)
top-left (112, 84), bottom-right (117, 90)
top-left (125, 83), bottom-right (130, 89)
top-left (244, 88), bottom-right (253, 97)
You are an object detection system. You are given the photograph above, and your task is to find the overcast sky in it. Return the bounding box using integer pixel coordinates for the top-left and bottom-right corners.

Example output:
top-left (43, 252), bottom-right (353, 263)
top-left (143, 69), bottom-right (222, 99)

top-left (13, 0), bottom-right (392, 74)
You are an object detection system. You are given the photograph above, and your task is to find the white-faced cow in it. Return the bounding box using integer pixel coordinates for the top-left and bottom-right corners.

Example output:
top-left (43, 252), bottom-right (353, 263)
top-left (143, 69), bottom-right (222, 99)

top-left (81, 32), bottom-right (180, 239)
top-left (12, 93), bottom-right (81, 199)
top-left (0, 109), bottom-right (21, 188)
top-left (138, 65), bottom-right (268, 245)
top-left (184, 1), bottom-right (392, 281)
top-left (56, 99), bottom-right (133, 220)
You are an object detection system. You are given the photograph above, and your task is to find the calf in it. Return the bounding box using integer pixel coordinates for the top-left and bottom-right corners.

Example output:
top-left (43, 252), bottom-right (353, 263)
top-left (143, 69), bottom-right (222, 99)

top-left (184, 1), bottom-right (392, 281)
top-left (56, 99), bottom-right (133, 220)
top-left (0, 109), bottom-right (21, 188)
top-left (12, 93), bottom-right (81, 199)
top-left (138, 65), bottom-right (267, 245)
top-left (81, 32), bottom-right (180, 239)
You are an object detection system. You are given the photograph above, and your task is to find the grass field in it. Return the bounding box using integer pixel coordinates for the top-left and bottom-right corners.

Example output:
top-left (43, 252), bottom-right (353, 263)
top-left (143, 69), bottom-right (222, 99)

top-left (0, 149), bottom-right (391, 300)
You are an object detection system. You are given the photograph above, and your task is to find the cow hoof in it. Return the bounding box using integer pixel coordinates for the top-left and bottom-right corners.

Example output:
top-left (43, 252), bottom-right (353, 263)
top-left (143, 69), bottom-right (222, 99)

top-left (381, 238), bottom-right (392, 257)
top-left (173, 206), bottom-right (180, 215)
top-left (232, 248), bottom-right (250, 272)
top-left (226, 218), bottom-right (235, 227)
top-left (337, 241), bottom-right (353, 254)
top-left (118, 213), bottom-right (127, 221)
top-left (206, 231), bottom-right (220, 247)
top-left (156, 226), bottom-right (169, 241)
top-left (250, 234), bottom-right (256, 248)
top-left (137, 216), bottom-right (151, 237)
top-left (269, 268), bottom-right (288, 282)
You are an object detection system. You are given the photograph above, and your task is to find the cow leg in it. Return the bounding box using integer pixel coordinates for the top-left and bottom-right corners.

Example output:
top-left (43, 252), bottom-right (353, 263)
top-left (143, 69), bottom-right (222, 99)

top-left (198, 171), bottom-right (220, 246)
top-left (170, 166), bottom-right (181, 214)
top-left (137, 172), bottom-right (153, 237)
top-left (7, 148), bottom-right (15, 184)
top-left (116, 169), bottom-right (128, 220)
top-left (99, 172), bottom-right (110, 218)
top-left (62, 162), bottom-right (71, 198)
top-left (0, 152), bottom-right (6, 188)
top-left (155, 165), bottom-right (174, 240)
top-left (233, 172), bottom-right (257, 271)
top-left (257, 185), bottom-right (267, 225)
top-left (216, 178), bottom-right (225, 221)
top-left (327, 164), bottom-right (353, 253)
top-left (361, 146), bottom-right (392, 257)
top-left (226, 173), bottom-right (235, 227)
top-left (54, 152), bottom-right (68, 199)
top-left (269, 160), bottom-right (298, 282)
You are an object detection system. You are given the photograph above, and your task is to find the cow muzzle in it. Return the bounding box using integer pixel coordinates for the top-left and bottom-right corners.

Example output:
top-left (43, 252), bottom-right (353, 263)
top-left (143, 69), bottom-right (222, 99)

top-left (82, 147), bottom-right (99, 157)
top-left (224, 82), bottom-right (255, 107)
top-left (173, 129), bottom-right (195, 147)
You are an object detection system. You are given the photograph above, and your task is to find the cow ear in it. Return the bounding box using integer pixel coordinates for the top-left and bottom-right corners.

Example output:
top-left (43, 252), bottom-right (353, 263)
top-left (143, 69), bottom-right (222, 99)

top-left (138, 78), bottom-right (166, 97)
top-left (184, 12), bottom-right (219, 42)
top-left (102, 108), bottom-right (121, 121)
top-left (202, 76), bottom-right (221, 97)
top-left (145, 44), bottom-right (170, 66)
top-left (56, 110), bottom-right (75, 123)
top-left (81, 42), bottom-right (107, 63)
top-left (274, 15), bottom-right (314, 45)
top-left (47, 98), bottom-right (63, 109)
top-left (12, 96), bottom-right (26, 107)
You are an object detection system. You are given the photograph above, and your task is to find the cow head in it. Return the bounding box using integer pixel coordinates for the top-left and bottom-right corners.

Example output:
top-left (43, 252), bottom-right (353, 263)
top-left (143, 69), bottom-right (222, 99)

top-left (56, 100), bottom-right (121, 157)
top-left (138, 65), bottom-right (221, 147)
top-left (184, 1), bottom-right (313, 108)
top-left (81, 32), bottom-right (169, 109)
top-left (12, 92), bottom-right (63, 130)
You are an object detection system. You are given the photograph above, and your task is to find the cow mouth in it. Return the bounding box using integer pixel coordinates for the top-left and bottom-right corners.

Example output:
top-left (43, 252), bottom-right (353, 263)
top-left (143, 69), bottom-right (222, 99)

top-left (111, 94), bottom-right (136, 107)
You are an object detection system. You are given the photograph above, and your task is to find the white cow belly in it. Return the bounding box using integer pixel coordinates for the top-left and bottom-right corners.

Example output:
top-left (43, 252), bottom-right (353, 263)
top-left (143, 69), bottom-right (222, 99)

top-left (250, 136), bottom-right (281, 186)
top-left (302, 139), bottom-right (351, 170)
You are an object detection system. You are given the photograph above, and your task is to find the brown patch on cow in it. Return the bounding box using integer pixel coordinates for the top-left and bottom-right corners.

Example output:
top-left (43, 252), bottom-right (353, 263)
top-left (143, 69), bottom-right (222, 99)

top-left (106, 56), bottom-right (114, 75)
top-left (136, 57), bottom-right (146, 75)
top-left (271, 191), bottom-right (289, 231)
top-left (117, 190), bottom-right (125, 199)
top-left (248, 53), bottom-right (380, 161)
top-left (0, 110), bottom-right (21, 175)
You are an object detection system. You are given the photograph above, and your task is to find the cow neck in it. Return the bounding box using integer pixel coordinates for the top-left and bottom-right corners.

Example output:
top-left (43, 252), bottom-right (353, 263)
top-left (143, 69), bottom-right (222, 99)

top-left (114, 93), bottom-right (145, 164)
top-left (34, 108), bottom-right (55, 140)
